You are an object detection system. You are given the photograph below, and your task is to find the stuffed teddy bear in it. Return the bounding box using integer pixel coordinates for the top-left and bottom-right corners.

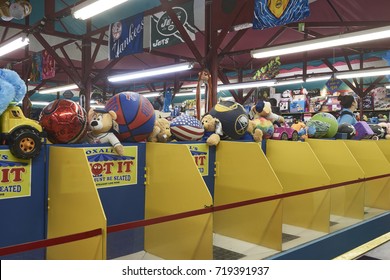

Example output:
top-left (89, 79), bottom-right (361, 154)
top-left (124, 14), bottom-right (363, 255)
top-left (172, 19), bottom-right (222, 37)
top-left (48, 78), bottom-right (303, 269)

top-left (249, 99), bottom-right (284, 124)
top-left (147, 117), bottom-right (172, 143)
top-left (378, 122), bottom-right (390, 140)
top-left (0, 68), bottom-right (26, 114)
top-left (0, 0), bottom-right (32, 21)
top-left (201, 114), bottom-right (222, 146)
top-left (85, 108), bottom-right (125, 156)
top-left (242, 119), bottom-right (264, 142)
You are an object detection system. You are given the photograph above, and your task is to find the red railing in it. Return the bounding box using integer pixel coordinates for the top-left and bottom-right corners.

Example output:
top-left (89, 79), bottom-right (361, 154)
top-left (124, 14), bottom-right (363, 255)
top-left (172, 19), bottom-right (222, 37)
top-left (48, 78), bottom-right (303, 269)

top-left (1, 173), bottom-right (389, 257)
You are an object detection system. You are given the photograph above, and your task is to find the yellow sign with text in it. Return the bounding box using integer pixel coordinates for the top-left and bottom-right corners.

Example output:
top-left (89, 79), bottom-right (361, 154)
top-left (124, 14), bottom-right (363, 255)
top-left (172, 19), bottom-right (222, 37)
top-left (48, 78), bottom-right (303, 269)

top-left (83, 146), bottom-right (138, 188)
top-left (186, 144), bottom-right (209, 176)
top-left (0, 150), bottom-right (31, 199)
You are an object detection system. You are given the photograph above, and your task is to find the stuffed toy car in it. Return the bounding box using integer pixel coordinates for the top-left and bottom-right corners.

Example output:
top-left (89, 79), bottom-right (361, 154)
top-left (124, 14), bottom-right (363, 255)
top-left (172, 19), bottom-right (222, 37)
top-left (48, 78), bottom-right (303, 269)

top-left (147, 117), bottom-right (172, 143)
top-left (85, 108), bottom-right (125, 156)
top-left (249, 100), bottom-right (284, 124)
top-left (0, 0), bottom-right (32, 21)
top-left (201, 114), bottom-right (222, 146)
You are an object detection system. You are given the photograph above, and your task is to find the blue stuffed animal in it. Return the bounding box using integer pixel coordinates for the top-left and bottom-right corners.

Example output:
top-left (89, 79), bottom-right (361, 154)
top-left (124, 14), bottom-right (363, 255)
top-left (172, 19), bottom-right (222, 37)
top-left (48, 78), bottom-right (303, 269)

top-left (0, 68), bottom-right (27, 114)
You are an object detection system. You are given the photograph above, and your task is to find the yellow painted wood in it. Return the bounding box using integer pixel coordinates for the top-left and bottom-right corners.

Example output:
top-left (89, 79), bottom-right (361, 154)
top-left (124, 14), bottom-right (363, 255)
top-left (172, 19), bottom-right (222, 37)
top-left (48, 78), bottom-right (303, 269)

top-left (266, 140), bottom-right (331, 232)
top-left (376, 141), bottom-right (390, 163)
top-left (213, 141), bottom-right (283, 251)
top-left (307, 139), bottom-right (365, 219)
top-left (46, 146), bottom-right (106, 260)
top-left (344, 141), bottom-right (390, 210)
top-left (145, 143), bottom-right (213, 260)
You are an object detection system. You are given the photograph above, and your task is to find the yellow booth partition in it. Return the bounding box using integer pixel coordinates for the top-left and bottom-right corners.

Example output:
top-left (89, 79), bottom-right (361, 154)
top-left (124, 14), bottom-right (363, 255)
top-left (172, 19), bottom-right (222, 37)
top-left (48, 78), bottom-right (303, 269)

top-left (343, 141), bottom-right (390, 211)
top-left (46, 146), bottom-right (107, 260)
top-left (376, 141), bottom-right (390, 163)
top-left (213, 141), bottom-right (283, 251)
top-left (307, 139), bottom-right (365, 220)
top-left (144, 143), bottom-right (213, 260)
top-left (266, 140), bottom-right (331, 233)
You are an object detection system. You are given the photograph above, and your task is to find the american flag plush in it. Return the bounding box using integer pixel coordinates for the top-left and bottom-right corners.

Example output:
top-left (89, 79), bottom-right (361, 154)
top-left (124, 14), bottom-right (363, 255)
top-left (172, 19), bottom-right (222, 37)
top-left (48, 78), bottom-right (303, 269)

top-left (170, 114), bottom-right (204, 141)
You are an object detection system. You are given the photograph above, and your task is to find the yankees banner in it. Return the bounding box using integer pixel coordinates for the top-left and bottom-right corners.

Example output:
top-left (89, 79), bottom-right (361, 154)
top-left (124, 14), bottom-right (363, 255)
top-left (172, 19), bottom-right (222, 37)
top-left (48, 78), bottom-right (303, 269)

top-left (253, 0), bottom-right (310, 30)
top-left (109, 12), bottom-right (144, 60)
top-left (150, 0), bottom-right (196, 49)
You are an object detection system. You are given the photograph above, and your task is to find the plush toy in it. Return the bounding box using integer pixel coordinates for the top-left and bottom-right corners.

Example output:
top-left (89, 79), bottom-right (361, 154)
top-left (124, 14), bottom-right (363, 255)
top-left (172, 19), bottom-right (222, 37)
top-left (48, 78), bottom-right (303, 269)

top-left (378, 122), bottom-right (390, 140)
top-left (245, 119), bottom-right (264, 142)
top-left (201, 114), bottom-right (222, 146)
top-left (148, 117), bottom-right (171, 143)
top-left (0, 0), bottom-right (32, 21)
top-left (249, 100), bottom-right (284, 124)
top-left (0, 68), bottom-right (26, 114)
top-left (86, 108), bottom-right (125, 156)
top-left (291, 120), bottom-right (308, 140)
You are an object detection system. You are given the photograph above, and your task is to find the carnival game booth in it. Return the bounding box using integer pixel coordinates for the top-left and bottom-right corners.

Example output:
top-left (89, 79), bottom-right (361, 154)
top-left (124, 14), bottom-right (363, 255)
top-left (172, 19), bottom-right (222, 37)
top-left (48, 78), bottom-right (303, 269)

top-left (0, 146), bottom-right (46, 260)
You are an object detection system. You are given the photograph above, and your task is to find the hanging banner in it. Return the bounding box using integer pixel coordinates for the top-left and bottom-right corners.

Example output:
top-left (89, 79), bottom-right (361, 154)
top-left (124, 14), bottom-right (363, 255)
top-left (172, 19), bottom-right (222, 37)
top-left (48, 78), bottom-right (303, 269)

top-left (42, 50), bottom-right (55, 79)
top-left (253, 0), bottom-right (310, 30)
top-left (326, 74), bottom-right (343, 93)
top-left (0, 151), bottom-right (32, 200)
top-left (109, 12), bottom-right (144, 60)
top-left (150, 0), bottom-right (196, 49)
top-left (30, 53), bottom-right (42, 82)
top-left (186, 144), bottom-right (209, 176)
top-left (83, 146), bottom-right (138, 188)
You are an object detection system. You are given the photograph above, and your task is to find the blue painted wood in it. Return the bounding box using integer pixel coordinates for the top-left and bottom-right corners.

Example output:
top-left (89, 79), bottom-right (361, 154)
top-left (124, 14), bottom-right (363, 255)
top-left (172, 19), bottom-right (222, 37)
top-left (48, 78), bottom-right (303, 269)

top-left (268, 212), bottom-right (390, 260)
top-left (0, 146), bottom-right (47, 260)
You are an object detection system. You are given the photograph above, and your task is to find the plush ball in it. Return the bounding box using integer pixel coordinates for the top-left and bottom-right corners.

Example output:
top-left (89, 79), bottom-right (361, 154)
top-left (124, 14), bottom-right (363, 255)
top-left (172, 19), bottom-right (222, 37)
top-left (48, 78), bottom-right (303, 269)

top-left (209, 101), bottom-right (249, 140)
top-left (310, 112), bottom-right (338, 138)
top-left (253, 117), bottom-right (274, 139)
top-left (105, 92), bottom-right (155, 142)
top-left (170, 114), bottom-right (204, 141)
top-left (39, 99), bottom-right (87, 144)
top-left (338, 123), bottom-right (356, 139)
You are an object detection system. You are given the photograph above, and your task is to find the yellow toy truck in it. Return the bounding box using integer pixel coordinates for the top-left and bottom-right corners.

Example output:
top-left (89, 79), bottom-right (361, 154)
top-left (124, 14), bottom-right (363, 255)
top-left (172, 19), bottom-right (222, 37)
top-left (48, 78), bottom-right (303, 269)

top-left (0, 104), bottom-right (44, 159)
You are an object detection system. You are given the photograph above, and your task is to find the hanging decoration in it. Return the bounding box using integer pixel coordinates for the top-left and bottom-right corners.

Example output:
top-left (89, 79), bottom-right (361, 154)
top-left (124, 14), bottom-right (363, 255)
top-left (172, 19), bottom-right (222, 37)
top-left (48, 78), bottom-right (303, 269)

top-left (253, 0), bottom-right (310, 30)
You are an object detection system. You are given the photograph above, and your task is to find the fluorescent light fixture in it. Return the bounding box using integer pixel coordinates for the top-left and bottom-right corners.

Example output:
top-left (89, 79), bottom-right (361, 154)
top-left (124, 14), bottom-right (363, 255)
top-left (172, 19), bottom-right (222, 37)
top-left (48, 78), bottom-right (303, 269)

top-left (72, 0), bottom-right (128, 20)
top-left (217, 79), bottom-right (276, 91)
top-left (335, 67), bottom-right (390, 79)
top-left (305, 75), bottom-right (332, 82)
top-left (0, 36), bottom-right (29, 57)
top-left (38, 84), bottom-right (79, 94)
top-left (251, 25), bottom-right (390, 59)
top-left (108, 62), bottom-right (194, 83)
top-left (31, 101), bottom-right (50, 106)
top-left (141, 92), bottom-right (160, 98)
top-left (274, 79), bottom-right (303, 87)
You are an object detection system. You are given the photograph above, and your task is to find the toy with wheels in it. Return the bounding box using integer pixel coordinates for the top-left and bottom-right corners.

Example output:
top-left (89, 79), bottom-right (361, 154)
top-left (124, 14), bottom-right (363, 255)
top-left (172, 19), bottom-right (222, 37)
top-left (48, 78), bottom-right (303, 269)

top-left (0, 68), bottom-right (43, 159)
top-left (272, 122), bottom-right (299, 141)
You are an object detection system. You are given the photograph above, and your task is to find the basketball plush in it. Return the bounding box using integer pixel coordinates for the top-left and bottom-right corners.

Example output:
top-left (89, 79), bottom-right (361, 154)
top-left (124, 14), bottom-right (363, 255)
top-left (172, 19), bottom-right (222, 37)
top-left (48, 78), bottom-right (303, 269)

top-left (39, 99), bottom-right (87, 144)
top-left (170, 114), bottom-right (204, 141)
top-left (209, 100), bottom-right (249, 140)
top-left (311, 112), bottom-right (338, 138)
top-left (105, 92), bottom-right (155, 142)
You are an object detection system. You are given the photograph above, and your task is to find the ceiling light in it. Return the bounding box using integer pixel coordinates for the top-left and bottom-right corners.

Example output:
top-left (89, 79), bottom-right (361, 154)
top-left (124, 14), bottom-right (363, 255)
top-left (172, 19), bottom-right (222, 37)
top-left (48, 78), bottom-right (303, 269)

top-left (217, 79), bottom-right (276, 91)
top-left (335, 67), bottom-right (390, 79)
top-left (72, 0), bottom-right (128, 20)
top-left (38, 84), bottom-right (79, 94)
top-left (305, 75), bottom-right (332, 82)
top-left (0, 36), bottom-right (29, 57)
top-left (251, 25), bottom-right (390, 59)
top-left (108, 62), bottom-right (194, 83)
top-left (141, 92), bottom-right (160, 98)
top-left (274, 79), bottom-right (304, 87)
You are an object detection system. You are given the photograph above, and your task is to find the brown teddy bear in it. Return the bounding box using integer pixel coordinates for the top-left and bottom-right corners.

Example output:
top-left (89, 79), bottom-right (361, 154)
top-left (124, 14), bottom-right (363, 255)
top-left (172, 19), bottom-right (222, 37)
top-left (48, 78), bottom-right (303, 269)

top-left (201, 114), bottom-right (223, 146)
top-left (249, 100), bottom-right (284, 124)
top-left (85, 108), bottom-right (124, 156)
top-left (246, 119), bottom-right (263, 142)
top-left (147, 117), bottom-right (172, 142)
top-left (0, 0), bottom-right (32, 21)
